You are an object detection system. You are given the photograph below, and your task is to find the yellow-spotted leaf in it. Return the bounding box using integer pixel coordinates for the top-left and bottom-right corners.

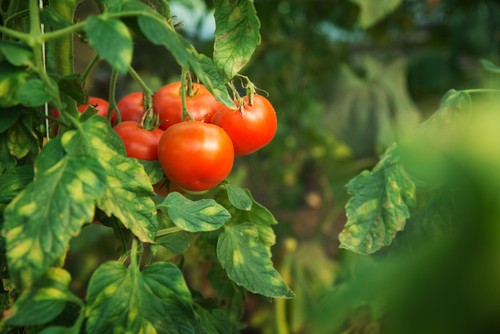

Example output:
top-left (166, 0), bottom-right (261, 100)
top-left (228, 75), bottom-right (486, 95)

top-left (3, 153), bottom-right (106, 286)
top-left (217, 223), bottom-right (295, 298)
top-left (158, 192), bottom-right (230, 232)
top-left (61, 117), bottom-right (157, 243)
top-left (85, 261), bottom-right (197, 334)
top-left (339, 144), bottom-right (416, 255)
top-left (3, 268), bottom-right (81, 326)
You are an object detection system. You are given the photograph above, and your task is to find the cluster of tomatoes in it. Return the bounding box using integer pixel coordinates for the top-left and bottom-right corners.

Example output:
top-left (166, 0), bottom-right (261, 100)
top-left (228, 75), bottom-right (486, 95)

top-left (70, 82), bottom-right (277, 192)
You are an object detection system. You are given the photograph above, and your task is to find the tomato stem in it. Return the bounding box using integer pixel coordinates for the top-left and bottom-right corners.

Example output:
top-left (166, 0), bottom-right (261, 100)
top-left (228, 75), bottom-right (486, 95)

top-left (180, 67), bottom-right (195, 121)
top-left (81, 55), bottom-right (100, 88)
top-left (156, 226), bottom-right (183, 237)
top-left (461, 89), bottom-right (500, 94)
top-left (130, 238), bottom-right (138, 268)
top-left (108, 70), bottom-right (121, 124)
top-left (128, 65), bottom-right (156, 128)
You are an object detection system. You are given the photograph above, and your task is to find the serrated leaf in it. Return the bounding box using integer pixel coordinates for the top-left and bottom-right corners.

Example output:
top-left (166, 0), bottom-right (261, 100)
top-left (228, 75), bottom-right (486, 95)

top-left (225, 184), bottom-right (252, 211)
top-left (85, 261), bottom-right (197, 334)
top-left (339, 145), bottom-right (416, 255)
top-left (3, 268), bottom-right (80, 326)
top-left (61, 117), bottom-right (157, 243)
top-left (0, 165), bottom-right (33, 203)
top-left (217, 223), bottom-right (294, 298)
top-left (84, 16), bottom-right (132, 73)
top-left (158, 192), bottom-right (230, 232)
top-left (0, 62), bottom-right (28, 107)
top-left (138, 159), bottom-right (164, 184)
top-left (213, 0), bottom-right (261, 81)
top-left (0, 41), bottom-right (33, 67)
top-left (3, 153), bottom-right (106, 286)
top-left (16, 79), bottom-right (53, 106)
top-left (349, 0), bottom-right (402, 28)
top-left (137, 15), bottom-right (234, 108)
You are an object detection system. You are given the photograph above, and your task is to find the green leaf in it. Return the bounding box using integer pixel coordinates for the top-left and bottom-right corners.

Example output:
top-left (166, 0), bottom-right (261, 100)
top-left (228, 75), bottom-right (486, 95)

top-left (480, 59), bottom-right (500, 74)
top-left (338, 144), bottom-right (416, 255)
top-left (349, 0), bottom-right (402, 28)
top-left (195, 304), bottom-right (239, 334)
top-left (40, 6), bottom-right (73, 29)
top-left (137, 15), bottom-right (234, 108)
top-left (213, 0), bottom-right (261, 81)
top-left (217, 223), bottom-right (294, 298)
top-left (138, 159), bottom-right (164, 184)
top-left (7, 118), bottom-right (40, 160)
top-left (3, 152), bottom-right (106, 285)
top-left (158, 192), bottom-right (230, 232)
top-left (0, 107), bottom-right (21, 133)
top-left (207, 264), bottom-right (245, 319)
top-left (0, 41), bottom-right (33, 67)
top-left (225, 184), bottom-right (252, 211)
top-left (56, 74), bottom-right (87, 105)
top-left (0, 165), bottom-right (34, 203)
top-left (156, 231), bottom-right (190, 256)
top-left (84, 16), bottom-right (132, 73)
top-left (85, 261), bottom-right (197, 333)
top-left (3, 268), bottom-right (81, 326)
top-left (0, 62), bottom-right (28, 107)
top-left (61, 117), bottom-right (157, 243)
top-left (16, 79), bottom-right (53, 107)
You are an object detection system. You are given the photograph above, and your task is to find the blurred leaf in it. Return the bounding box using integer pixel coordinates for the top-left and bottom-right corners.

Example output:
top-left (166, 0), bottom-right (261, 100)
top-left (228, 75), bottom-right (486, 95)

top-left (0, 62), bottom-right (28, 107)
top-left (349, 0), bottom-right (401, 28)
top-left (7, 120), bottom-right (38, 160)
top-left (0, 165), bottom-right (33, 203)
top-left (0, 41), bottom-right (33, 67)
top-left (217, 223), bottom-right (294, 298)
top-left (339, 144), bottom-right (416, 255)
top-left (40, 6), bottom-right (73, 29)
top-left (16, 79), bottom-right (53, 107)
top-left (56, 74), bottom-right (86, 105)
top-left (213, 0), bottom-right (261, 81)
top-left (480, 59), bottom-right (500, 74)
top-left (3, 268), bottom-right (80, 326)
top-left (195, 304), bottom-right (239, 334)
top-left (4, 139), bottom-right (106, 286)
top-left (85, 261), bottom-right (197, 333)
top-left (207, 264), bottom-right (245, 320)
top-left (158, 192), bottom-right (230, 232)
top-left (84, 16), bottom-right (133, 73)
top-left (61, 117), bottom-right (157, 243)
top-left (0, 108), bottom-right (21, 133)
top-left (156, 231), bottom-right (190, 255)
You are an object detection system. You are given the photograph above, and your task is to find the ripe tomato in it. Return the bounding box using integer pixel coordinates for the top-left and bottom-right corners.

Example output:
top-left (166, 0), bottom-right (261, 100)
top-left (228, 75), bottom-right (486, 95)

top-left (153, 82), bottom-right (221, 130)
top-left (113, 121), bottom-right (164, 160)
top-left (53, 96), bottom-right (114, 122)
top-left (157, 121), bottom-right (234, 191)
top-left (211, 94), bottom-right (277, 156)
top-left (117, 92), bottom-right (145, 123)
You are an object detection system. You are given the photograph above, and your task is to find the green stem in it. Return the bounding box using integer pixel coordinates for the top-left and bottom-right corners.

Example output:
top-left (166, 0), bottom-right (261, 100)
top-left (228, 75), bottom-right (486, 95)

top-left (0, 23), bottom-right (30, 41)
top-left (41, 21), bottom-right (85, 42)
top-left (275, 238), bottom-right (297, 334)
top-left (156, 226), bottom-right (182, 237)
top-left (109, 70), bottom-right (121, 123)
top-left (462, 89), bottom-right (500, 94)
top-left (34, 109), bottom-right (72, 129)
top-left (81, 55), bottom-right (100, 85)
top-left (128, 65), bottom-right (154, 97)
top-left (4, 9), bottom-right (30, 27)
top-left (180, 67), bottom-right (194, 121)
top-left (49, 0), bottom-right (76, 76)
top-left (130, 238), bottom-right (139, 268)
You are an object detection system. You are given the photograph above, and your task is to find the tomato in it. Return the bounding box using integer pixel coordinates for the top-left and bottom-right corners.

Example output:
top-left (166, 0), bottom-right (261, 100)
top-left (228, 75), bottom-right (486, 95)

top-left (52, 96), bottom-right (114, 122)
top-left (153, 82), bottom-right (221, 130)
top-left (157, 121), bottom-right (234, 191)
top-left (211, 94), bottom-right (277, 156)
top-left (113, 121), bottom-right (164, 160)
top-left (117, 92), bottom-right (145, 123)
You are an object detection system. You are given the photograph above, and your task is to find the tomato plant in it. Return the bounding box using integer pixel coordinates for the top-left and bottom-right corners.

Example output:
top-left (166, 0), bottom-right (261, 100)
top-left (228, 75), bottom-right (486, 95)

top-left (153, 81), bottom-right (221, 129)
top-left (157, 121), bottom-right (234, 191)
top-left (113, 121), bottom-right (163, 160)
top-left (212, 94), bottom-right (277, 156)
top-left (117, 92), bottom-right (145, 123)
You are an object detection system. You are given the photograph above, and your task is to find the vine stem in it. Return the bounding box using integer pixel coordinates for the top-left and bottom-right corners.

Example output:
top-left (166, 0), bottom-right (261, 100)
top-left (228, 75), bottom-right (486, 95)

top-left (180, 67), bottom-right (194, 121)
top-left (462, 89), bottom-right (500, 94)
top-left (109, 70), bottom-right (121, 123)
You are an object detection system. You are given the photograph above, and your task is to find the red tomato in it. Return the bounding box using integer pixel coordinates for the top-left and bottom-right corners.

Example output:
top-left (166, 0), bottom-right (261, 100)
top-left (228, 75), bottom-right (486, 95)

top-left (211, 94), bottom-right (277, 156)
top-left (53, 96), bottom-right (114, 123)
top-left (113, 121), bottom-right (164, 160)
top-left (157, 121), bottom-right (234, 191)
top-left (117, 92), bottom-right (145, 123)
top-left (153, 82), bottom-right (221, 130)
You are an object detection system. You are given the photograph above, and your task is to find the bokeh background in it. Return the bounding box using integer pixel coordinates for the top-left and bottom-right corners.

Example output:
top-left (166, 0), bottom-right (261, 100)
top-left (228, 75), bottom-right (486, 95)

top-left (69, 1), bottom-right (500, 333)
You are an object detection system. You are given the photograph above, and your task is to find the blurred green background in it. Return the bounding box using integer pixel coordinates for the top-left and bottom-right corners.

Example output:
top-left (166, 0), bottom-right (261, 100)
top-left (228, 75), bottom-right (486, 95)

top-left (69, 0), bottom-right (500, 333)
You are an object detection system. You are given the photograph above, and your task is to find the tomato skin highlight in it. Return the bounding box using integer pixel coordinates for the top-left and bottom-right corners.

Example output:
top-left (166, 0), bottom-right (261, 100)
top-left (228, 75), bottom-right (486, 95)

top-left (153, 82), bottom-right (221, 130)
top-left (157, 121), bottom-right (234, 191)
top-left (117, 92), bottom-right (145, 123)
top-left (211, 94), bottom-right (277, 156)
top-left (113, 121), bottom-right (164, 160)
